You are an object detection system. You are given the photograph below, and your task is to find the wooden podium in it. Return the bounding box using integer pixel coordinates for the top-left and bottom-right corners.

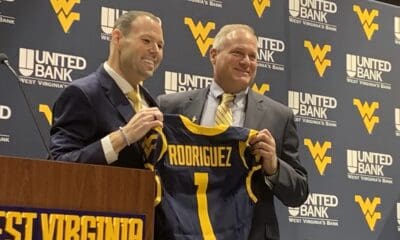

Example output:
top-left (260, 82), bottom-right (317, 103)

top-left (0, 155), bottom-right (155, 239)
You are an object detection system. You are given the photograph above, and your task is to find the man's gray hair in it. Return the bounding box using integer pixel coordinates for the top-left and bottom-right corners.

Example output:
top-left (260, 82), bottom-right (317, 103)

top-left (212, 24), bottom-right (256, 50)
top-left (114, 10), bottom-right (162, 36)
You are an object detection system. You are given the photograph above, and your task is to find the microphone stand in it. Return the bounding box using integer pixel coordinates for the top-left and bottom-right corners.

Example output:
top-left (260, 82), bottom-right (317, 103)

top-left (0, 53), bottom-right (53, 159)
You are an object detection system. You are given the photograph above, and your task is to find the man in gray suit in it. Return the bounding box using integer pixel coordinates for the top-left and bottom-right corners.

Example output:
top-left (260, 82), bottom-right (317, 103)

top-left (158, 24), bottom-right (309, 240)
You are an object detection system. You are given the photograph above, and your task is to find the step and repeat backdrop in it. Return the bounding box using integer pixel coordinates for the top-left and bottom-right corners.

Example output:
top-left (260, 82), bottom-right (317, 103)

top-left (0, 0), bottom-right (399, 239)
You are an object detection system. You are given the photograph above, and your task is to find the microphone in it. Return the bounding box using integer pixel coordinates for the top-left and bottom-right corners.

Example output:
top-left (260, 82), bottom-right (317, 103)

top-left (0, 53), bottom-right (8, 63)
top-left (1, 53), bottom-right (22, 79)
top-left (0, 53), bottom-right (53, 159)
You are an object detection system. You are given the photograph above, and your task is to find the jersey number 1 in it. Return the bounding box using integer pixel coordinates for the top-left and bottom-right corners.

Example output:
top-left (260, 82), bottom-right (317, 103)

top-left (194, 172), bottom-right (217, 240)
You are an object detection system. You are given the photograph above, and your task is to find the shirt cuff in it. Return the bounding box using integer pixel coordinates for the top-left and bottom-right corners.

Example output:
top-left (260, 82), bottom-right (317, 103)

top-left (263, 162), bottom-right (280, 190)
top-left (101, 135), bottom-right (118, 164)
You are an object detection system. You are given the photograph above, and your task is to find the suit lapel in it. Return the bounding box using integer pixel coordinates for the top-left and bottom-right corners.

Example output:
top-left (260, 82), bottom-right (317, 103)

top-left (97, 66), bottom-right (134, 123)
top-left (244, 90), bottom-right (265, 129)
top-left (140, 85), bottom-right (158, 107)
top-left (183, 88), bottom-right (209, 124)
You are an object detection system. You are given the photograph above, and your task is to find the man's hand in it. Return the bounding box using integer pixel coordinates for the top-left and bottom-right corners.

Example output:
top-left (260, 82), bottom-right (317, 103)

top-left (123, 107), bottom-right (163, 143)
top-left (249, 129), bottom-right (278, 176)
top-left (110, 107), bottom-right (163, 152)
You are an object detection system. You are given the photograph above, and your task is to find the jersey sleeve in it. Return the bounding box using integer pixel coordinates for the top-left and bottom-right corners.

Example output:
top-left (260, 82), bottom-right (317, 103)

top-left (140, 127), bottom-right (167, 206)
top-left (239, 129), bottom-right (261, 169)
top-left (239, 129), bottom-right (263, 203)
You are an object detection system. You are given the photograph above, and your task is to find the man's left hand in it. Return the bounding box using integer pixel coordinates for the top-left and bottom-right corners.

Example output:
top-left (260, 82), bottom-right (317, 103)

top-left (249, 129), bottom-right (278, 176)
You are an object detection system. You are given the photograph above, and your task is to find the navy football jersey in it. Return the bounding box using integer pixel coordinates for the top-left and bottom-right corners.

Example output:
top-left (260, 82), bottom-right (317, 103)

top-left (142, 114), bottom-right (261, 240)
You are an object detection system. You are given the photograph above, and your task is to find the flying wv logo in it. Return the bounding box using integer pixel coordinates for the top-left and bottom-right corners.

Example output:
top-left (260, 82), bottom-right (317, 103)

top-left (354, 195), bottom-right (381, 231)
top-left (304, 40), bottom-right (331, 77)
top-left (50, 0), bottom-right (80, 33)
top-left (304, 138), bottom-right (331, 175)
top-left (184, 17), bottom-right (216, 57)
top-left (142, 132), bottom-right (159, 160)
top-left (252, 83), bottom-right (270, 95)
top-left (353, 99), bottom-right (379, 134)
top-left (39, 104), bottom-right (53, 125)
top-left (353, 5), bottom-right (379, 41)
top-left (253, 0), bottom-right (271, 18)
top-left (142, 127), bottom-right (167, 160)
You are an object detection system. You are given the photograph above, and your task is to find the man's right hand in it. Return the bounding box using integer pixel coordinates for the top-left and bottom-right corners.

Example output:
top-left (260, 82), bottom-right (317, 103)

top-left (110, 107), bottom-right (163, 152)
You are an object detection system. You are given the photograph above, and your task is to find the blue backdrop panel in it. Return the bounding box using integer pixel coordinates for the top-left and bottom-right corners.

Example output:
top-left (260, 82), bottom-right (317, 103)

top-left (0, 0), bottom-right (399, 239)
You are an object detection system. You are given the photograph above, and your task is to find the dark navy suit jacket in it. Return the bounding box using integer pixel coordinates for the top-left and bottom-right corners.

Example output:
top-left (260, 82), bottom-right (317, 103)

top-left (50, 65), bottom-right (158, 168)
top-left (158, 87), bottom-right (309, 240)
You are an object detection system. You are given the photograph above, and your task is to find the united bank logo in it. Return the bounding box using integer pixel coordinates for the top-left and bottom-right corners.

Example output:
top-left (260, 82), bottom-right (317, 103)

top-left (395, 17), bottom-right (400, 45)
top-left (18, 48), bottom-right (87, 88)
top-left (395, 108), bottom-right (400, 136)
top-left (288, 91), bottom-right (337, 127)
top-left (353, 5), bottom-right (379, 41)
top-left (0, 104), bottom-right (11, 143)
top-left (397, 203), bottom-right (400, 232)
top-left (253, 0), bottom-right (270, 18)
top-left (0, 12), bottom-right (15, 25)
top-left (288, 0), bottom-right (337, 31)
top-left (257, 36), bottom-right (285, 71)
top-left (0, 0), bottom-right (16, 25)
top-left (50, 0), bottom-right (80, 33)
top-left (346, 54), bottom-right (392, 90)
top-left (353, 98), bottom-right (379, 134)
top-left (164, 71), bottom-right (213, 94)
top-left (184, 17), bottom-right (216, 57)
top-left (354, 195), bottom-right (381, 231)
top-left (186, 0), bottom-right (223, 8)
top-left (100, 7), bottom-right (127, 41)
top-left (304, 138), bottom-right (332, 175)
top-left (0, 105), bottom-right (11, 121)
top-left (347, 149), bottom-right (393, 184)
top-left (304, 40), bottom-right (331, 77)
top-left (288, 193), bottom-right (339, 227)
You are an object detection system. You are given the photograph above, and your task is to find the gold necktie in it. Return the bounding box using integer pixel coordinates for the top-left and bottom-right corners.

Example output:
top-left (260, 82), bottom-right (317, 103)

top-left (126, 87), bottom-right (142, 112)
top-left (215, 93), bottom-right (235, 126)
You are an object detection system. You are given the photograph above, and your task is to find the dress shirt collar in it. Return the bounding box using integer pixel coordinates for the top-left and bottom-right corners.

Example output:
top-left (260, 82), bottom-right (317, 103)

top-left (103, 62), bottom-right (134, 94)
top-left (209, 81), bottom-right (248, 104)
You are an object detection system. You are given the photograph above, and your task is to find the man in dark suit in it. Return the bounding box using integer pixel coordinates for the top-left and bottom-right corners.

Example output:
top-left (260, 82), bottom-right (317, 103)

top-left (50, 11), bottom-right (164, 167)
top-left (158, 24), bottom-right (309, 240)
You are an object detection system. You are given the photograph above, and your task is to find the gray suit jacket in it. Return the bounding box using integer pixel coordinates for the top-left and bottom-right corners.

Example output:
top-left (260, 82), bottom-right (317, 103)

top-left (158, 87), bottom-right (309, 240)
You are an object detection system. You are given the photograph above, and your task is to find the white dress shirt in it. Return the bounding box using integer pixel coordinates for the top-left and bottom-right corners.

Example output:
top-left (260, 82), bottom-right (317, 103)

top-left (200, 81), bottom-right (248, 127)
top-left (101, 62), bottom-right (148, 164)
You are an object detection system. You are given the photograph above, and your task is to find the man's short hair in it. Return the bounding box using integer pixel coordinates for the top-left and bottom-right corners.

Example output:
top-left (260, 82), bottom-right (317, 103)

top-left (114, 10), bottom-right (162, 36)
top-left (212, 24), bottom-right (256, 50)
